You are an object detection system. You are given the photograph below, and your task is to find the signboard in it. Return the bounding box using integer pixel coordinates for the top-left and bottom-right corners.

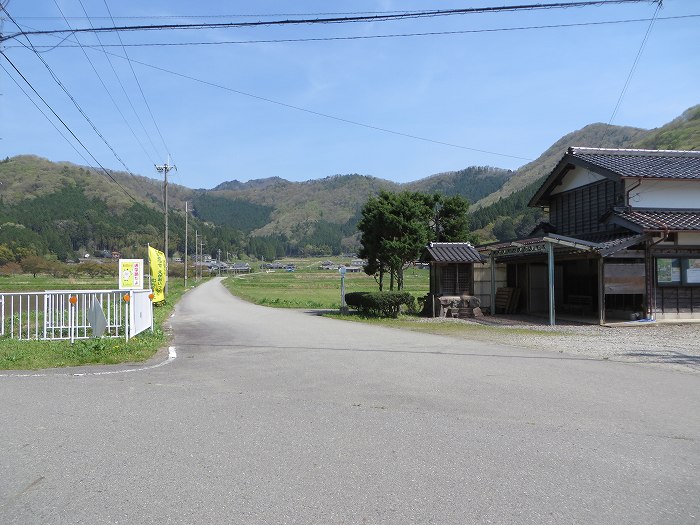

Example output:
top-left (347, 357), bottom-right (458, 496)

top-left (656, 258), bottom-right (681, 284)
top-left (604, 263), bottom-right (645, 294)
top-left (492, 242), bottom-right (547, 258)
top-left (148, 246), bottom-right (167, 303)
top-left (687, 259), bottom-right (700, 284)
top-left (119, 259), bottom-right (144, 290)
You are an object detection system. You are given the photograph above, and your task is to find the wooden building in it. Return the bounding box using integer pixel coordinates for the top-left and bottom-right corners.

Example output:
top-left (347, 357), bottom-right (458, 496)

top-left (419, 242), bottom-right (485, 317)
top-left (477, 147), bottom-right (700, 324)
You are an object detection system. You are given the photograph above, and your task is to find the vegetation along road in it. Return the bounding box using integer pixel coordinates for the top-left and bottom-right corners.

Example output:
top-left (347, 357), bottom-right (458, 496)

top-left (1, 277), bottom-right (698, 524)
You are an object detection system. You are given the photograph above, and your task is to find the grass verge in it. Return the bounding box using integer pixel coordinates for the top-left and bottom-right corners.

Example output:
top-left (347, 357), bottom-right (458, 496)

top-left (0, 279), bottom-right (194, 370)
top-left (324, 312), bottom-right (560, 341)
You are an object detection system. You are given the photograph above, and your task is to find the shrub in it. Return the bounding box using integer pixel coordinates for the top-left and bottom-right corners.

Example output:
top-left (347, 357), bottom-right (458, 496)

top-left (345, 291), bottom-right (415, 318)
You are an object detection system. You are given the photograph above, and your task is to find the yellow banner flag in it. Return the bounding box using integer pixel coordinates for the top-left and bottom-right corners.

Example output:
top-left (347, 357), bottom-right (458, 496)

top-left (148, 246), bottom-right (167, 304)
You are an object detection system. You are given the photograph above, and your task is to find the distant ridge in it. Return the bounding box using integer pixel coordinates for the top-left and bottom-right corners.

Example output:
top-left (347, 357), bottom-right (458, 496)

top-left (1, 104), bottom-right (697, 255)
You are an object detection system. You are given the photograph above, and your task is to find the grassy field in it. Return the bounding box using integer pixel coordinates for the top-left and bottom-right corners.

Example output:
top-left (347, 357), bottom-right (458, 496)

top-left (223, 261), bottom-right (429, 309)
top-left (0, 275), bottom-right (200, 370)
top-left (0, 274), bottom-right (118, 292)
top-left (222, 259), bottom-right (556, 342)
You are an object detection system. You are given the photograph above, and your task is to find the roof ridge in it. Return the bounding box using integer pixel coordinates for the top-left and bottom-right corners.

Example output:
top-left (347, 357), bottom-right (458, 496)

top-left (429, 241), bottom-right (474, 247)
top-left (569, 147), bottom-right (700, 157)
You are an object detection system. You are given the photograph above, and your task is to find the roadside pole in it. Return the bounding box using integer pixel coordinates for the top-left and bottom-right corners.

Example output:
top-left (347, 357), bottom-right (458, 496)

top-left (339, 266), bottom-right (348, 315)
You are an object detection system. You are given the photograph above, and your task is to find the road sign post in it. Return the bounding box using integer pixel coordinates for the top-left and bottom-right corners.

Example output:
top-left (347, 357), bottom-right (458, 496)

top-left (339, 266), bottom-right (348, 315)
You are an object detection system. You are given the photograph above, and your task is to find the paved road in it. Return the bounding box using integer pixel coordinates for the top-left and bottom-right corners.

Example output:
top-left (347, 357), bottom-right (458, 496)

top-left (1, 278), bottom-right (698, 524)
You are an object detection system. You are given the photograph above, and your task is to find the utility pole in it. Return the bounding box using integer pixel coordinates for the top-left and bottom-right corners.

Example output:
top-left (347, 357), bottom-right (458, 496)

top-left (217, 248), bottom-right (222, 276)
top-left (155, 156), bottom-right (176, 295)
top-left (200, 239), bottom-right (206, 280)
top-left (184, 201), bottom-right (189, 288)
top-left (195, 230), bottom-right (199, 281)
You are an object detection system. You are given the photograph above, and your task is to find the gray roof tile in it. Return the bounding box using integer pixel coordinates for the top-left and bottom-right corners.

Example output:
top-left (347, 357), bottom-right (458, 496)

top-left (615, 209), bottom-right (700, 231)
top-left (569, 147), bottom-right (700, 179)
top-left (422, 242), bottom-right (484, 263)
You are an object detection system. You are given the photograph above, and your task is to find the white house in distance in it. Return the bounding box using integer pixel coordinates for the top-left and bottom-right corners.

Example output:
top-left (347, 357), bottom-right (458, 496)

top-left (476, 147), bottom-right (700, 323)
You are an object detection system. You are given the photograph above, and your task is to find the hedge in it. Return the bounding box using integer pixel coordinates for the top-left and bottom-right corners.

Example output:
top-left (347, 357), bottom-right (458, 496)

top-left (345, 291), bottom-right (416, 318)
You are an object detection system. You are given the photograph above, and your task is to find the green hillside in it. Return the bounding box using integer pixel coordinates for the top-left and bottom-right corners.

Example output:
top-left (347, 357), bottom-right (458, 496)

top-left (1, 104), bottom-right (698, 260)
top-left (471, 105), bottom-right (700, 241)
top-left (405, 166), bottom-right (513, 204)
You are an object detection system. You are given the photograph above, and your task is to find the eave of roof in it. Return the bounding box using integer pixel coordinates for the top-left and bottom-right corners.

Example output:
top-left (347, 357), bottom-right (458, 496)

top-left (528, 147), bottom-right (700, 208)
top-left (477, 232), bottom-right (647, 259)
top-left (421, 242), bottom-right (484, 263)
top-left (608, 209), bottom-right (700, 232)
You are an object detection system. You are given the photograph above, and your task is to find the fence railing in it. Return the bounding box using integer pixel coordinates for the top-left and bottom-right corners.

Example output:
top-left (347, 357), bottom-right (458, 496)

top-left (0, 289), bottom-right (153, 342)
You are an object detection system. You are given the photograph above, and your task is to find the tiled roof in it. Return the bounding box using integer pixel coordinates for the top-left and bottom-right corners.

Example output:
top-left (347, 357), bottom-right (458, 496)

top-left (614, 209), bottom-right (700, 231)
top-left (569, 147), bottom-right (700, 179)
top-left (596, 233), bottom-right (648, 256)
top-left (421, 242), bottom-right (484, 263)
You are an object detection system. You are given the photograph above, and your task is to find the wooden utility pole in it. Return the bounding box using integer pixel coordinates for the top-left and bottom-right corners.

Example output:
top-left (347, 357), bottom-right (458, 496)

top-left (155, 157), bottom-right (176, 295)
top-left (184, 201), bottom-right (189, 288)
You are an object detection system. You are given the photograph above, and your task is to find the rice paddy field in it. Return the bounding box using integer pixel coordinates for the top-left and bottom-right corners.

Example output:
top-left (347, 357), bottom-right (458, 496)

top-left (223, 259), bottom-right (429, 310)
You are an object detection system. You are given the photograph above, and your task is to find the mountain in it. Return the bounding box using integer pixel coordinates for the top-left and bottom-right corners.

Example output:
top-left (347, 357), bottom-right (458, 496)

top-left (472, 123), bottom-right (649, 210)
top-left (1, 104), bottom-right (698, 259)
top-left (404, 166), bottom-right (513, 203)
top-left (470, 104), bottom-right (700, 240)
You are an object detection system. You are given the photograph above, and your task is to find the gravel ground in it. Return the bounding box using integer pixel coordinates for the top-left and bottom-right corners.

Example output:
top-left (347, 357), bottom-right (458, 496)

top-left (418, 315), bottom-right (700, 375)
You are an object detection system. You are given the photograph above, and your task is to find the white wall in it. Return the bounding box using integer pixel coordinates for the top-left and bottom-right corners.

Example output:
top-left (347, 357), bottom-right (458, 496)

top-left (628, 179), bottom-right (700, 209)
top-left (678, 232), bottom-right (700, 244)
top-left (550, 167), bottom-right (606, 195)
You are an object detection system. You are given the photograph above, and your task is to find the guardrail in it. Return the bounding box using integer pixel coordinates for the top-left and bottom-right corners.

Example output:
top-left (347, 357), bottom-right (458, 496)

top-left (0, 289), bottom-right (153, 342)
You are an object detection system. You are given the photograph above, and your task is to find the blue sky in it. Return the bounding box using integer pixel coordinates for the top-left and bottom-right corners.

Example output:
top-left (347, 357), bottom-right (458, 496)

top-left (1, 1), bottom-right (698, 189)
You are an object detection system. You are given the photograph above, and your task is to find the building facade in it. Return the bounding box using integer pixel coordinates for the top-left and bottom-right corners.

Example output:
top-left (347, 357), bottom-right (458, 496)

top-left (477, 147), bottom-right (700, 323)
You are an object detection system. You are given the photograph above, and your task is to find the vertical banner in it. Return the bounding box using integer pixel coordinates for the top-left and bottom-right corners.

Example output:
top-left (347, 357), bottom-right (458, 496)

top-left (148, 246), bottom-right (167, 303)
top-left (119, 259), bottom-right (144, 290)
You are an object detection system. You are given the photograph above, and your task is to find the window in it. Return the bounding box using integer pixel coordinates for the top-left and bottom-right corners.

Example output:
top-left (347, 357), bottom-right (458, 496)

top-left (656, 258), bottom-right (700, 286)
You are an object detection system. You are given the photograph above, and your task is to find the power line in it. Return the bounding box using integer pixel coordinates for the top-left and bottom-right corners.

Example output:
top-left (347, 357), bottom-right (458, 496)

top-left (9, 13), bottom-right (695, 50)
top-left (2, 7), bottom-right (141, 179)
top-left (53, 0), bottom-right (157, 166)
top-left (102, 0), bottom-right (172, 162)
top-left (0, 51), bottom-right (138, 203)
top-left (0, 1), bottom-right (654, 44)
top-left (605, 1), bottom-right (662, 129)
top-left (89, 48), bottom-right (534, 162)
top-left (76, 0), bottom-right (162, 165)
top-left (0, 58), bottom-right (95, 166)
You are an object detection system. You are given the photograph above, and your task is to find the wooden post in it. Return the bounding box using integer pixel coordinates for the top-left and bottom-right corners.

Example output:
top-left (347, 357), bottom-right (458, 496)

top-left (598, 256), bottom-right (606, 325)
top-left (547, 242), bottom-right (555, 326)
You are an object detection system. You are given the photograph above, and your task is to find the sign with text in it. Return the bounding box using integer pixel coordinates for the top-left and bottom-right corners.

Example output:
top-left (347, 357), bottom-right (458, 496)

top-left (492, 242), bottom-right (547, 258)
top-left (148, 246), bottom-right (167, 303)
top-left (119, 259), bottom-right (144, 290)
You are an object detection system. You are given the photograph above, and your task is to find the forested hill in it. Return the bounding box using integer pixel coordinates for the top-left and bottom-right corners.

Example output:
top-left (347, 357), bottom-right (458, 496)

top-left (470, 104), bottom-right (700, 241)
top-left (1, 104), bottom-right (698, 260)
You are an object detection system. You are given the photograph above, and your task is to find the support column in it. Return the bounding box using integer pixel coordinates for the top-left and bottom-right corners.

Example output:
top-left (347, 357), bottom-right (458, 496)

top-left (547, 242), bottom-right (555, 326)
top-left (490, 253), bottom-right (496, 316)
top-left (598, 257), bottom-right (606, 325)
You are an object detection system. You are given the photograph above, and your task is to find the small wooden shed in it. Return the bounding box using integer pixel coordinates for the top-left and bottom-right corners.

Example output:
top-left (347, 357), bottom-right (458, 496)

top-left (419, 242), bottom-right (485, 317)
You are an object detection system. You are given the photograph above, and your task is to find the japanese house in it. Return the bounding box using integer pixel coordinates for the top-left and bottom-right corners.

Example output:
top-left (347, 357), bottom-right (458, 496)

top-left (476, 147), bottom-right (700, 324)
top-left (419, 242), bottom-right (485, 317)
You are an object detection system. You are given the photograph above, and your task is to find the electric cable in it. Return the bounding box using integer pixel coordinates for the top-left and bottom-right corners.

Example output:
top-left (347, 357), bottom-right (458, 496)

top-left (94, 49), bottom-right (534, 161)
top-left (76, 0), bottom-right (163, 165)
top-left (102, 0), bottom-right (172, 163)
top-left (53, 0), bottom-right (157, 166)
top-left (0, 51), bottom-right (138, 203)
top-left (7, 14), bottom-right (696, 49)
top-left (0, 1), bottom-right (654, 44)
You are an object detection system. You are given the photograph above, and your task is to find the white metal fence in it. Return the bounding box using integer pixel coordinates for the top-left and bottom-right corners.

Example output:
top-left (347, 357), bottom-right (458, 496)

top-left (0, 289), bottom-right (153, 342)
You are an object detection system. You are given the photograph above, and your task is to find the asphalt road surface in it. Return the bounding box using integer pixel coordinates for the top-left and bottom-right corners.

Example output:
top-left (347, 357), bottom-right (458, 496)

top-left (1, 278), bottom-right (698, 524)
